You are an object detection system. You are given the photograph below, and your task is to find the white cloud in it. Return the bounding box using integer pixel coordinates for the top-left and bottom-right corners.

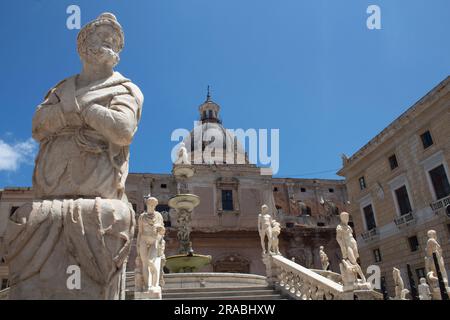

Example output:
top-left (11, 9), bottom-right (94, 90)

top-left (0, 138), bottom-right (37, 171)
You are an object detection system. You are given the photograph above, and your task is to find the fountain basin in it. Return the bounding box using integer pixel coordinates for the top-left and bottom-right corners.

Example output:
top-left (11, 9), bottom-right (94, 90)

top-left (165, 254), bottom-right (212, 273)
top-left (173, 164), bottom-right (195, 178)
top-left (168, 194), bottom-right (200, 211)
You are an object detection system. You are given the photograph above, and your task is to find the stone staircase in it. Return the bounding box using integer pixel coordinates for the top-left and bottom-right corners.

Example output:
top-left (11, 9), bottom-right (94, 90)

top-left (163, 285), bottom-right (286, 300)
top-left (125, 271), bottom-right (289, 300)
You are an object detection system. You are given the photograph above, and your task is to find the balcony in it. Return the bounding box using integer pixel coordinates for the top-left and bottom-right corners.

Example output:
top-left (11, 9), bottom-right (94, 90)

top-left (394, 212), bottom-right (415, 228)
top-left (430, 195), bottom-right (450, 216)
top-left (361, 228), bottom-right (379, 242)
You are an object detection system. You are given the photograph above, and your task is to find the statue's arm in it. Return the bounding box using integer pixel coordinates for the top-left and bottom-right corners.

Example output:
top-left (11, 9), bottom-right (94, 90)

top-left (32, 89), bottom-right (67, 141)
top-left (82, 85), bottom-right (143, 146)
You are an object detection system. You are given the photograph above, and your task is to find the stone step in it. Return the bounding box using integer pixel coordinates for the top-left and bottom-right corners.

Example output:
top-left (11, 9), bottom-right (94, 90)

top-left (163, 289), bottom-right (277, 299)
top-left (164, 294), bottom-right (286, 300)
top-left (162, 285), bottom-right (272, 294)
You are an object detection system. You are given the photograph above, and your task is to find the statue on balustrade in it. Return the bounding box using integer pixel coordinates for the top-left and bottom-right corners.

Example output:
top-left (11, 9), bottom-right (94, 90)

top-left (418, 277), bottom-right (432, 300)
top-left (135, 196), bottom-right (166, 299)
top-left (392, 267), bottom-right (409, 300)
top-left (270, 220), bottom-right (281, 255)
top-left (258, 204), bottom-right (273, 255)
top-left (336, 212), bottom-right (369, 288)
top-left (425, 230), bottom-right (449, 293)
top-left (319, 246), bottom-right (330, 271)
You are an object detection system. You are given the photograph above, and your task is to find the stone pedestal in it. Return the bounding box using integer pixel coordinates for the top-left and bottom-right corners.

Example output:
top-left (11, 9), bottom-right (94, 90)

top-left (134, 287), bottom-right (162, 300)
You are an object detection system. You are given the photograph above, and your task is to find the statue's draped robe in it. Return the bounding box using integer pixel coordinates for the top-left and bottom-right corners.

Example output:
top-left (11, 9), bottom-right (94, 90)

top-left (32, 71), bottom-right (143, 201)
top-left (3, 72), bottom-right (142, 299)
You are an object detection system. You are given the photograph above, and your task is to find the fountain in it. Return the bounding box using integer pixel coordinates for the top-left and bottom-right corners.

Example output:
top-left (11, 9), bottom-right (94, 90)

top-left (165, 144), bottom-right (211, 273)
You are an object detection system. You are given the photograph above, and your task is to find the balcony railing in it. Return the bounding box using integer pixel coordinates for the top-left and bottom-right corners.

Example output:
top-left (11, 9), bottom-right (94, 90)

top-left (394, 212), bottom-right (415, 227)
top-left (361, 228), bottom-right (378, 241)
top-left (430, 195), bottom-right (450, 214)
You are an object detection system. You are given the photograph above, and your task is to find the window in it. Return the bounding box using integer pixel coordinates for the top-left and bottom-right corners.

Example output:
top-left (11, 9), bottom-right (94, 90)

top-left (415, 268), bottom-right (426, 281)
top-left (305, 206), bottom-right (312, 216)
top-left (221, 190), bottom-right (233, 211)
top-left (359, 176), bottom-right (366, 190)
top-left (1, 279), bottom-right (8, 290)
top-left (429, 165), bottom-right (450, 200)
top-left (389, 154), bottom-right (399, 170)
top-left (394, 185), bottom-right (412, 216)
top-left (329, 188), bottom-right (334, 193)
top-left (408, 236), bottom-right (419, 252)
top-left (273, 187), bottom-right (278, 192)
top-left (10, 206), bottom-right (19, 217)
top-left (420, 131), bottom-right (434, 149)
top-left (300, 188), bottom-right (306, 192)
top-left (156, 204), bottom-right (170, 213)
top-left (363, 204), bottom-right (377, 231)
top-left (373, 248), bottom-right (382, 262)
top-left (160, 184), bottom-right (167, 189)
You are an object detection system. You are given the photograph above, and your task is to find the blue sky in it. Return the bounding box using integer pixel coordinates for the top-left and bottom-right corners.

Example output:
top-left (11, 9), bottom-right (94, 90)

top-left (0, 0), bottom-right (449, 188)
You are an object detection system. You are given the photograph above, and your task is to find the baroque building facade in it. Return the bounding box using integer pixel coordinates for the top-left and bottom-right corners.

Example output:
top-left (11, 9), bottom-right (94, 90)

top-left (0, 93), bottom-right (347, 286)
top-left (338, 76), bottom-right (450, 298)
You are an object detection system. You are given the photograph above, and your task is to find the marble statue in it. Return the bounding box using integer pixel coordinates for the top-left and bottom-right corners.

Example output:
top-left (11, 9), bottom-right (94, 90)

top-left (319, 246), bottom-right (330, 271)
top-left (258, 204), bottom-right (273, 255)
top-left (270, 220), bottom-right (281, 255)
top-left (1, 13), bottom-right (142, 299)
top-left (393, 267), bottom-right (409, 300)
top-left (135, 197), bottom-right (166, 299)
top-left (424, 230), bottom-right (449, 290)
top-left (175, 142), bottom-right (190, 165)
top-left (336, 212), bottom-right (368, 287)
top-left (427, 271), bottom-right (441, 300)
top-left (418, 277), bottom-right (432, 300)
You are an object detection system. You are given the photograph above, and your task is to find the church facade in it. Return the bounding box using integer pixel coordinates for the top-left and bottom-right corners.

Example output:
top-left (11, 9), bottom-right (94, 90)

top-left (0, 93), bottom-right (347, 286)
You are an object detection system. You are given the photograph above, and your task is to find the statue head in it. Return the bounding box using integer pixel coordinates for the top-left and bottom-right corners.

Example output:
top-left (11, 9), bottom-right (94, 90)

top-left (261, 204), bottom-right (269, 214)
top-left (145, 196), bottom-right (158, 212)
top-left (319, 246), bottom-right (324, 251)
top-left (77, 12), bottom-right (124, 68)
top-left (339, 211), bottom-right (349, 224)
top-left (420, 277), bottom-right (427, 285)
top-left (427, 229), bottom-right (437, 239)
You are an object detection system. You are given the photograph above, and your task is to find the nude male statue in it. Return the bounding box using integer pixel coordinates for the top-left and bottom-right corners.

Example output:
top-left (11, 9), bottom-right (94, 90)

top-left (258, 204), bottom-right (273, 254)
top-left (336, 211), bottom-right (367, 282)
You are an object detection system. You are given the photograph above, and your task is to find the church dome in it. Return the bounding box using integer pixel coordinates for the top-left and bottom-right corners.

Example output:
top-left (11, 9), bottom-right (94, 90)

top-left (183, 89), bottom-right (249, 165)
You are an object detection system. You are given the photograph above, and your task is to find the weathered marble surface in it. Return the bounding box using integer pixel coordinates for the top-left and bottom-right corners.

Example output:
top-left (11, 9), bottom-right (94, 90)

top-left (135, 197), bottom-right (166, 299)
top-left (336, 212), bottom-right (370, 289)
top-left (1, 12), bottom-right (142, 299)
top-left (319, 246), bottom-right (330, 271)
top-left (258, 205), bottom-right (273, 255)
top-left (392, 267), bottom-right (409, 300)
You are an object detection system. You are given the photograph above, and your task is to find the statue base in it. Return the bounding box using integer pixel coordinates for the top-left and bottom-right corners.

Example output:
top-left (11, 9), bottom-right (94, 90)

top-left (134, 287), bottom-right (162, 300)
top-left (3, 198), bottom-right (135, 300)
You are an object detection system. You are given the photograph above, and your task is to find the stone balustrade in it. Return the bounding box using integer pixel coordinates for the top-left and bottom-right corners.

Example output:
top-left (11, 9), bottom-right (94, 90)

top-left (0, 287), bottom-right (9, 300)
top-left (269, 255), bottom-right (349, 300)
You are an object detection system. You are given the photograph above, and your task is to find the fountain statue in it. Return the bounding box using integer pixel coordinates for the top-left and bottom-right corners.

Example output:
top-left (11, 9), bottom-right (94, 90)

top-left (336, 212), bottom-right (371, 290)
top-left (134, 196), bottom-right (166, 299)
top-left (424, 230), bottom-right (449, 295)
top-left (418, 277), bottom-right (432, 300)
top-left (392, 267), bottom-right (409, 300)
top-left (258, 204), bottom-right (273, 255)
top-left (319, 246), bottom-right (330, 271)
top-left (165, 144), bottom-right (211, 273)
top-left (1, 12), bottom-right (141, 299)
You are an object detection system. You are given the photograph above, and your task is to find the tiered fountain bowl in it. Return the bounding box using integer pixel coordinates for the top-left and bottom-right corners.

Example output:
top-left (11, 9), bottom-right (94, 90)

top-left (165, 164), bottom-right (211, 273)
